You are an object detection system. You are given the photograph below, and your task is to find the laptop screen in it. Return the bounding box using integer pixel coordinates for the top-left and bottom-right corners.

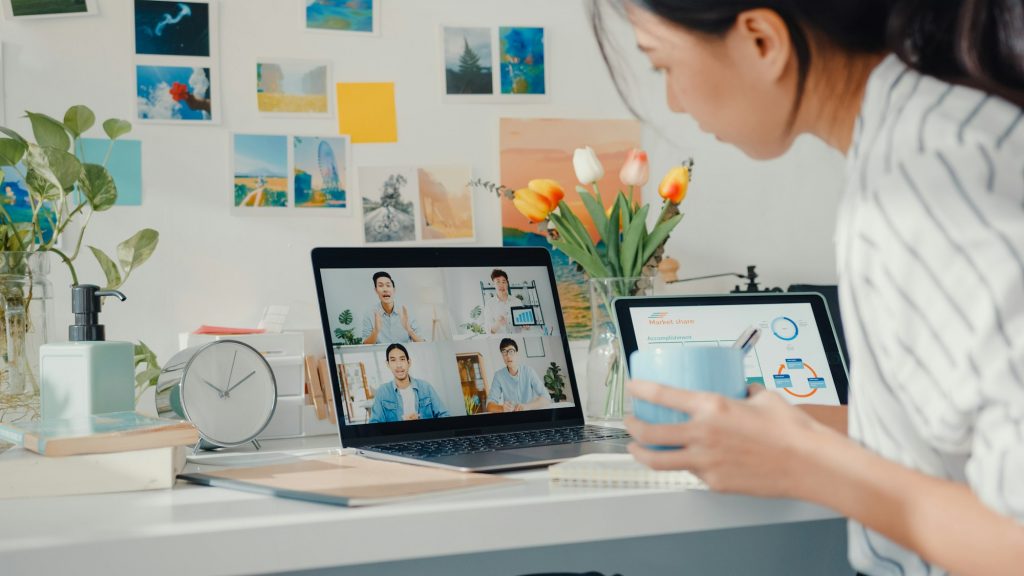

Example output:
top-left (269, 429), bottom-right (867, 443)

top-left (615, 294), bottom-right (848, 405)
top-left (312, 248), bottom-right (582, 445)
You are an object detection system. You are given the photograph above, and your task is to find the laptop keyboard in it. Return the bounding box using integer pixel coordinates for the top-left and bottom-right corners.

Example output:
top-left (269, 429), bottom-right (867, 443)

top-left (369, 425), bottom-right (631, 459)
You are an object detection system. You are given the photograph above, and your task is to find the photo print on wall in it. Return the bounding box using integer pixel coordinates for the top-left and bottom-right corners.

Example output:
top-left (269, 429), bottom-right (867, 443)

top-left (134, 0), bottom-right (210, 57)
top-left (257, 60), bottom-right (332, 116)
top-left (499, 27), bottom-right (545, 95)
top-left (3, 0), bottom-right (97, 19)
top-left (136, 65), bottom-right (214, 122)
top-left (294, 135), bottom-right (351, 211)
top-left (418, 166), bottom-right (474, 242)
top-left (360, 166), bottom-right (420, 244)
top-left (305, 0), bottom-right (378, 35)
top-left (233, 134), bottom-right (289, 209)
top-left (443, 26), bottom-right (493, 95)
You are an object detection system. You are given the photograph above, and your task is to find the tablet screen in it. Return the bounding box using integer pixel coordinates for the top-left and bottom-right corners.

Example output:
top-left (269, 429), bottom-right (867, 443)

top-left (626, 300), bottom-right (843, 405)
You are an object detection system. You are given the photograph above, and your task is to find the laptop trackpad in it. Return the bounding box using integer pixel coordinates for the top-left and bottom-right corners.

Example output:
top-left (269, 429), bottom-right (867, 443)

top-left (508, 440), bottom-right (630, 460)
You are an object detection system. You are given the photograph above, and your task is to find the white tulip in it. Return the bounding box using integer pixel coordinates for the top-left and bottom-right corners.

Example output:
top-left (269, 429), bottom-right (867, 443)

top-left (572, 146), bottom-right (605, 184)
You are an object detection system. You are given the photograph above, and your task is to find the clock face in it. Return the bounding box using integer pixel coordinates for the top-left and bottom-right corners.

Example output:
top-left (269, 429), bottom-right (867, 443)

top-left (180, 341), bottom-right (277, 446)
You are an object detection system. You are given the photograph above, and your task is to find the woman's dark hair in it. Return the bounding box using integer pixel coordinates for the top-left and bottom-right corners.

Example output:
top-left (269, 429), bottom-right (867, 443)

top-left (593, 0), bottom-right (1024, 112)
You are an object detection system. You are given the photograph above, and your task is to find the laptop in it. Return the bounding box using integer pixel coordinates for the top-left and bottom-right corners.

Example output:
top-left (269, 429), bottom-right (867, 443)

top-left (311, 247), bottom-right (631, 472)
top-left (614, 293), bottom-right (849, 405)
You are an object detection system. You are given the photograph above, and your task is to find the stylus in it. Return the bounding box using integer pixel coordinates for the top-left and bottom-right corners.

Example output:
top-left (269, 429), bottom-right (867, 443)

top-left (733, 326), bottom-right (761, 355)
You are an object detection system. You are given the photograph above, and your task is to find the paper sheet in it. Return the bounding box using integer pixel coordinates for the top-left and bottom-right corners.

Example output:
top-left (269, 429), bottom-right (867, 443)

top-left (336, 82), bottom-right (397, 143)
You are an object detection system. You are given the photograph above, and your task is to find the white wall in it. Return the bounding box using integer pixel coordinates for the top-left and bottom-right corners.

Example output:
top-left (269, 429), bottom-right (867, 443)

top-left (0, 0), bottom-right (845, 375)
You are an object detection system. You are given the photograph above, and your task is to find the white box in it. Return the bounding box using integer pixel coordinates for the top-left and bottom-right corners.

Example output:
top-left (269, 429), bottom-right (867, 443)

top-left (266, 355), bottom-right (304, 398)
top-left (257, 396), bottom-right (304, 439)
top-left (179, 332), bottom-right (305, 357)
top-left (302, 404), bottom-right (339, 437)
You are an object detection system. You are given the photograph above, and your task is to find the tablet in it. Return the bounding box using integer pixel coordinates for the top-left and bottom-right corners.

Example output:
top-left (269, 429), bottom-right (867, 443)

top-left (615, 293), bottom-right (848, 405)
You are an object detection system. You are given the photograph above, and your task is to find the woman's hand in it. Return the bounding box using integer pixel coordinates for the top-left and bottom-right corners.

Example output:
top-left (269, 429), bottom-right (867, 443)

top-left (625, 379), bottom-right (837, 499)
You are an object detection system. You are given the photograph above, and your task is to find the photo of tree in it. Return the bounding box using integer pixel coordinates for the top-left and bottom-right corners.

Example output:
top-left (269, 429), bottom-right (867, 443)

top-left (443, 27), bottom-right (493, 95)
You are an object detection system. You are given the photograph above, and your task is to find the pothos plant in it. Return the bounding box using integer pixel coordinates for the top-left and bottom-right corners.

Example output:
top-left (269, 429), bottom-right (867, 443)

top-left (0, 105), bottom-right (162, 400)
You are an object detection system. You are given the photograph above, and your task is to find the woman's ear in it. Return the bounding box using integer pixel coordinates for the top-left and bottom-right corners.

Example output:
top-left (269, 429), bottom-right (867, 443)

top-left (729, 8), bottom-right (793, 83)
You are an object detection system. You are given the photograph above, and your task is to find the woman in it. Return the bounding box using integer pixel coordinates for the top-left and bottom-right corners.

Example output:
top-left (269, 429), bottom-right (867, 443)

top-left (596, 1), bottom-right (1024, 574)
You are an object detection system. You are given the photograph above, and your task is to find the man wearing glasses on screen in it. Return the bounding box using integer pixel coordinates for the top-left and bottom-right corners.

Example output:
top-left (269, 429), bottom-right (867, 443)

top-left (486, 338), bottom-right (551, 413)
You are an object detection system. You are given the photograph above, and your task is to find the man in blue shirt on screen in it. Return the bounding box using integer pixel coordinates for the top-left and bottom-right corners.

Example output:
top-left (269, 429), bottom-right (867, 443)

top-left (361, 271), bottom-right (424, 344)
top-left (369, 344), bottom-right (448, 423)
top-left (486, 338), bottom-right (551, 413)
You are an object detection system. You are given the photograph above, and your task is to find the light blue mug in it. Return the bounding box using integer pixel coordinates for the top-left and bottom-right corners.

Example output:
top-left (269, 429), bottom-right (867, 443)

top-left (629, 346), bottom-right (747, 446)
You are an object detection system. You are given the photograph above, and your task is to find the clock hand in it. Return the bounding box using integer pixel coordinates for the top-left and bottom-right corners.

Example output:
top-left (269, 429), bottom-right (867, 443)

top-left (201, 377), bottom-right (225, 397)
top-left (226, 350), bottom-right (238, 390)
top-left (224, 370), bottom-right (257, 396)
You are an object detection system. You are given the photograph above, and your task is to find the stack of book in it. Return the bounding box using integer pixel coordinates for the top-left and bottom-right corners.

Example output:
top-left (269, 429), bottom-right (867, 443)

top-left (0, 411), bottom-right (199, 499)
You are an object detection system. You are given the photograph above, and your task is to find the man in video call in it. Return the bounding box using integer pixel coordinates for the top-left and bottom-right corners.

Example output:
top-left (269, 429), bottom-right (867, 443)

top-left (362, 271), bottom-right (424, 344)
top-left (484, 269), bottom-right (515, 335)
top-left (369, 343), bottom-right (449, 423)
top-left (486, 338), bottom-right (551, 413)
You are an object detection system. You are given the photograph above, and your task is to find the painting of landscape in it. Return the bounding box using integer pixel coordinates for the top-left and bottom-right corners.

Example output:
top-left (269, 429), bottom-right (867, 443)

top-left (418, 165), bottom-right (473, 241)
top-left (500, 118), bottom-right (641, 338)
top-left (233, 134), bottom-right (288, 208)
top-left (7, 0), bottom-right (95, 18)
top-left (257, 60), bottom-right (330, 115)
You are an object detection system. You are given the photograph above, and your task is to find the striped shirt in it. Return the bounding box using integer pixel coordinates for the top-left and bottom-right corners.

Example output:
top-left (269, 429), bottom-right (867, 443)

top-left (840, 55), bottom-right (1024, 575)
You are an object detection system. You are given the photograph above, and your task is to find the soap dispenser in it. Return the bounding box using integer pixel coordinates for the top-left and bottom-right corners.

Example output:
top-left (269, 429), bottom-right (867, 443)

top-left (40, 285), bottom-right (135, 421)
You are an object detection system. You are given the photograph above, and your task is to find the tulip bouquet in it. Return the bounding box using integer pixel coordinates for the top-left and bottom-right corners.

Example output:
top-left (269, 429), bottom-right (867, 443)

top-left (507, 146), bottom-right (690, 282)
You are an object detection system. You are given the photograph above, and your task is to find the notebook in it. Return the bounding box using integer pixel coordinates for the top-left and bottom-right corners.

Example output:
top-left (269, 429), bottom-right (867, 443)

top-left (548, 454), bottom-right (707, 490)
top-left (0, 411), bottom-right (199, 456)
top-left (179, 454), bottom-right (520, 506)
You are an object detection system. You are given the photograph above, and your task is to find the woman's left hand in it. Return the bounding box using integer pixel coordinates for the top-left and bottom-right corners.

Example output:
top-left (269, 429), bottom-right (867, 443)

top-left (625, 379), bottom-right (834, 499)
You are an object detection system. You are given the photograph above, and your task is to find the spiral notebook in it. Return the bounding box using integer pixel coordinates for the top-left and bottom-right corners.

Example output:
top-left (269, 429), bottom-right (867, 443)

top-left (548, 454), bottom-right (707, 490)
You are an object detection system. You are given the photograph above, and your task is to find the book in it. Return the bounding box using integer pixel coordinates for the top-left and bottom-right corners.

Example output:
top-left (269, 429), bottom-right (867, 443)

top-left (548, 454), bottom-right (708, 489)
top-left (178, 454), bottom-right (519, 507)
top-left (0, 411), bottom-right (199, 457)
top-left (0, 445), bottom-right (186, 499)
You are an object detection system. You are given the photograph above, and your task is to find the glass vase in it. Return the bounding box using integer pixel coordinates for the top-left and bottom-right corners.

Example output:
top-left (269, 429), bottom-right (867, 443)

top-left (0, 252), bottom-right (54, 445)
top-left (585, 276), bottom-right (653, 422)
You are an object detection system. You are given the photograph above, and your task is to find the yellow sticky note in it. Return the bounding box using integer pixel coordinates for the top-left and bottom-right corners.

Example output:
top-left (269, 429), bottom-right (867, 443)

top-left (336, 82), bottom-right (397, 144)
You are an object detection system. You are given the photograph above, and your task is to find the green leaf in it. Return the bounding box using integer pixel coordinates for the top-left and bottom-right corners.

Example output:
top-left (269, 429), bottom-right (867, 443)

top-left (63, 105), bottom-right (96, 138)
top-left (89, 245), bottom-right (123, 289)
top-left (0, 127), bottom-right (27, 144)
top-left (102, 119), bottom-right (132, 141)
top-left (549, 234), bottom-right (610, 279)
top-left (116, 228), bottom-right (159, 276)
top-left (35, 147), bottom-right (82, 191)
top-left (25, 169), bottom-right (62, 201)
top-left (135, 366), bottom-right (162, 389)
top-left (604, 200), bottom-right (622, 277)
top-left (578, 187), bottom-right (609, 244)
top-left (620, 204), bottom-right (650, 278)
top-left (26, 112), bottom-right (71, 152)
top-left (616, 193), bottom-right (633, 233)
top-left (0, 139), bottom-right (27, 167)
top-left (641, 213), bottom-right (684, 267)
top-left (338, 309), bottom-right (354, 325)
top-left (81, 163), bottom-right (117, 211)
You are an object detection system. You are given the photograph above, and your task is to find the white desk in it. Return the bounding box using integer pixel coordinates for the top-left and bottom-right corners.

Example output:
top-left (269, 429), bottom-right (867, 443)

top-left (0, 435), bottom-right (852, 576)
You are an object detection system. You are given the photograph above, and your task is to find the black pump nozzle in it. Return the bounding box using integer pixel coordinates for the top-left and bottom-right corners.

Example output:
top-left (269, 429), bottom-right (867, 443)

top-left (69, 284), bottom-right (126, 342)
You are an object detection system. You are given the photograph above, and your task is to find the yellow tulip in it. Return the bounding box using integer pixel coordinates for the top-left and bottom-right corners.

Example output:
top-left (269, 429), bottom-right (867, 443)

top-left (658, 165), bottom-right (690, 204)
top-left (513, 186), bottom-right (553, 222)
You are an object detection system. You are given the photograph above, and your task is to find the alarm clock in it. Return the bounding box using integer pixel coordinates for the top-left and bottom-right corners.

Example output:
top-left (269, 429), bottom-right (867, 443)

top-left (156, 340), bottom-right (277, 449)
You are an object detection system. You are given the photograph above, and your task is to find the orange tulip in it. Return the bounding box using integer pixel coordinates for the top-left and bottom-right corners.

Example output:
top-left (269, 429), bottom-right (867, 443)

top-left (512, 187), bottom-right (552, 222)
top-left (658, 165), bottom-right (690, 204)
top-left (527, 179), bottom-right (564, 210)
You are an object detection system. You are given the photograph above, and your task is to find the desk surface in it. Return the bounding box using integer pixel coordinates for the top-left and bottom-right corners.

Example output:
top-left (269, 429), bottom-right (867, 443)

top-left (0, 436), bottom-right (843, 576)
